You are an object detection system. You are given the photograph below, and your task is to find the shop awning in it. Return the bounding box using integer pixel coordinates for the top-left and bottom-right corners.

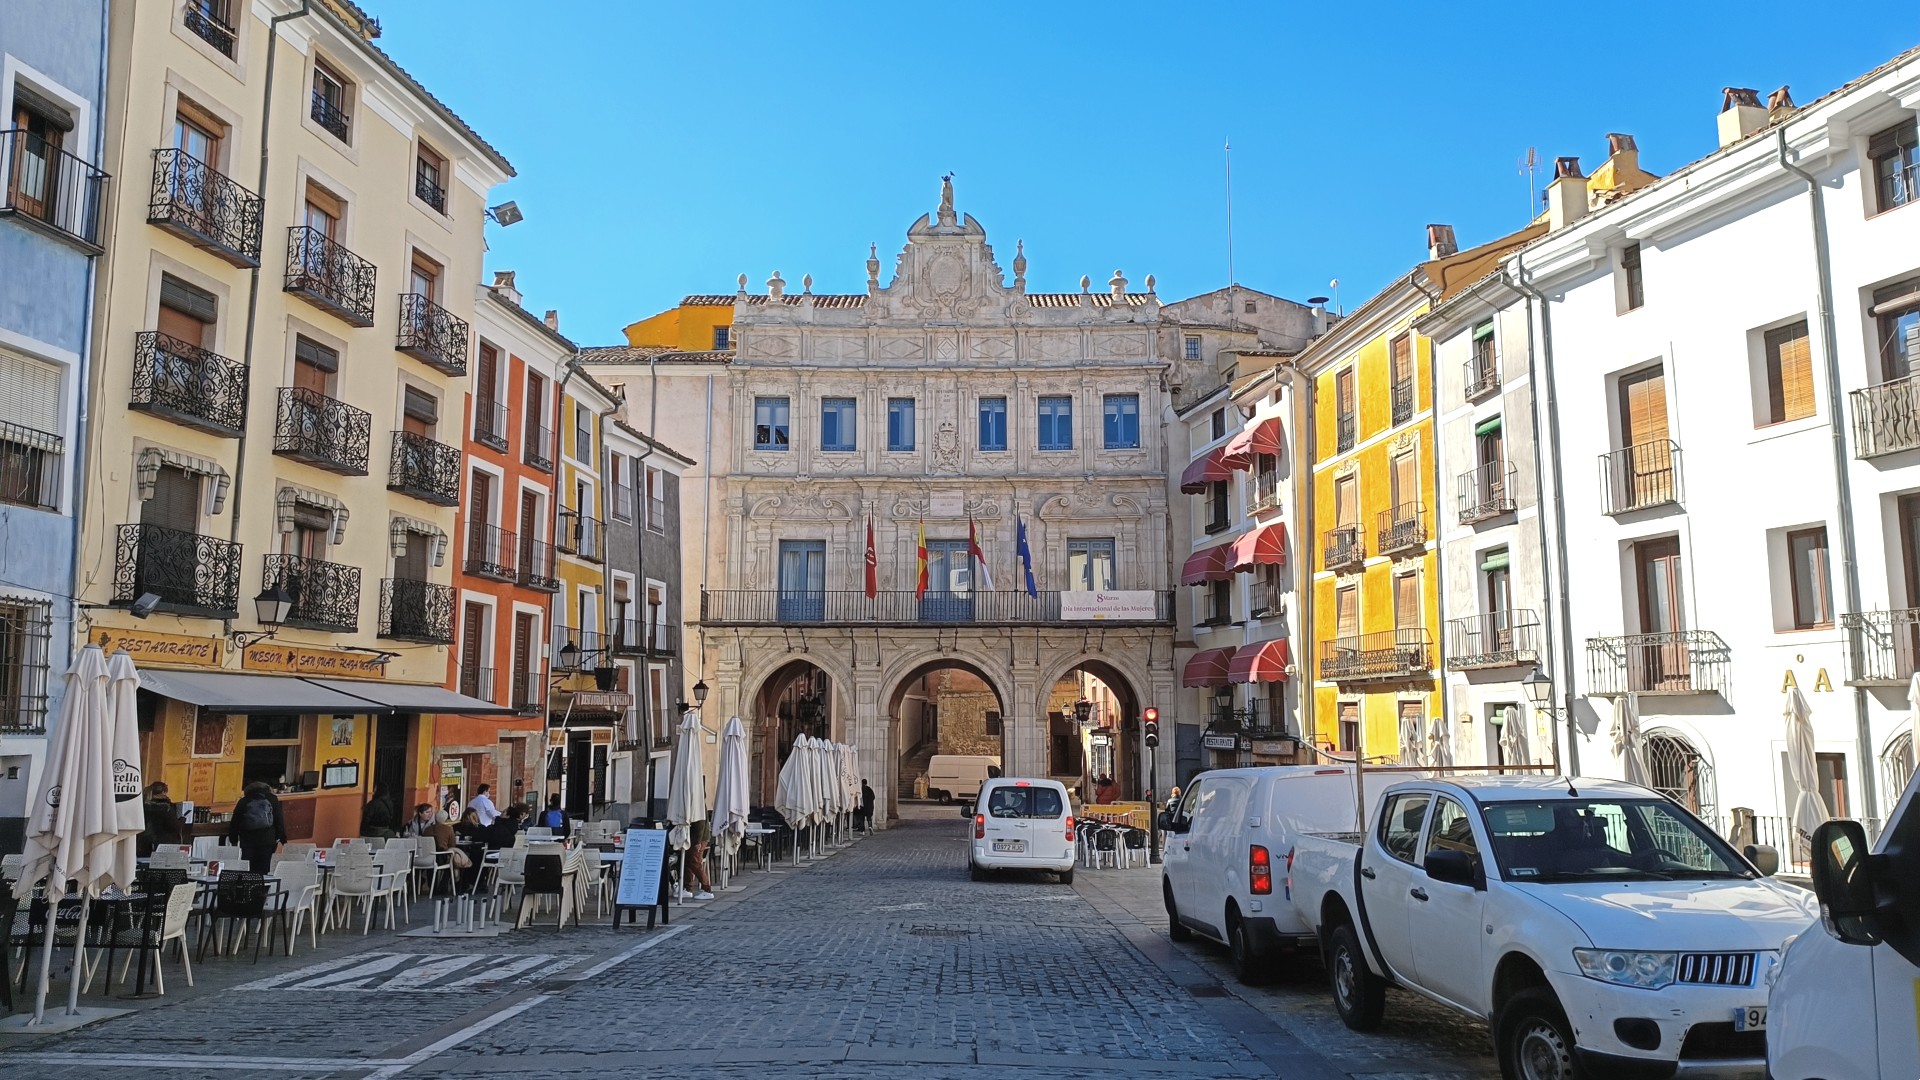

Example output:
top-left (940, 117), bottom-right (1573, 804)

top-left (1179, 544), bottom-right (1235, 585)
top-left (1228, 639), bottom-right (1292, 683)
top-left (1179, 448), bottom-right (1233, 493)
top-left (1220, 416), bottom-right (1284, 470)
top-left (1182, 647), bottom-right (1236, 688)
top-left (303, 679), bottom-right (521, 715)
top-left (1230, 521), bottom-right (1287, 571)
top-left (137, 669), bottom-right (386, 713)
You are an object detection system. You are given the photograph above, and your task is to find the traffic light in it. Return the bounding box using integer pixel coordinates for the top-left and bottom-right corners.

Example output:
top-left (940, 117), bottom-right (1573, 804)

top-left (1143, 706), bottom-right (1160, 748)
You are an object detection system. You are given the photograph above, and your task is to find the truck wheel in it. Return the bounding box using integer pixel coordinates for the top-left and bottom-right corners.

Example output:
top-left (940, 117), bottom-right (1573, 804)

top-left (1496, 988), bottom-right (1583, 1080)
top-left (1058, 867), bottom-right (1074, 885)
top-left (1227, 912), bottom-right (1268, 986)
top-left (1328, 923), bottom-right (1386, 1031)
top-left (1164, 882), bottom-right (1194, 942)
top-left (938, 792), bottom-right (951, 805)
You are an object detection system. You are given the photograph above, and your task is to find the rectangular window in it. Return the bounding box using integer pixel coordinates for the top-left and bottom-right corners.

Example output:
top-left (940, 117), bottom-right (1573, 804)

top-left (1206, 479), bottom-right (1230, 533)
top-left (1335, 369), bottom-right (1356, 452)
top-left (1395, 571), bottom-right (1421, 629)
top-left (1874, 277), bottom-right (1920, 382)
top-left (414, 143), bottom-right (447, 214)
top-left (1337, 702), bottom-right (1360, 753)
top-left (1210, 408), bottom-right (1226, 440)
top-left (0, 600), bottom-right (52, 733)
top-left (978, 396), bottom-right (1007, 451)
top-left (1764, 320), bottom-right (1815, 425)
top-left (1102, 394), bottom-right (1140, 449)
top-left (1788, 526), bottom-right (1833, 629)
top-left (1398, 703), bottom-right (1425, 764)
top-left (820, 397), bottom-right (856, 452)
top-left (1335, 585), bottom-right (1358, 638)
top-left (887, 397), bottom-right (915, 451)
top-left (184, 0), bottom-right (236, 57)
top-left (1389, 333), bottom-right (1415, 426)
top-left (1067, 538), bottom-right (1116, 591)
top-left (712, 325), bottom-right (731, 350)
top-left (984, 710), bottom-right (1002, 737)
top-left (1816, 752), bottom-right (1850, 817)
top-left (1620, 243), bottom-right (1645, 312)
top-left (609, 454), bottom-right (632, 521)
top-left (1185, 335), bottom-right (1202, 361)
top-left (1038, 395), bottom-right (1073, 450)
top-left (310, 60), bottom-right (351, 141)
top-left (1204, 579), bottom-right (1231, 625)
top-left (573, 401), bottom-right (591, 462)
top-left (1871, 120), bottom-right (1920, 214)
top-left (754, 396), bottom-right (790, 451)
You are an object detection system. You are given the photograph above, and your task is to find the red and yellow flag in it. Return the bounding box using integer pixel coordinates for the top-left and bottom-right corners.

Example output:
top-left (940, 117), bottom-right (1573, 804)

top-left (915, 518), bottom-right (929, 599)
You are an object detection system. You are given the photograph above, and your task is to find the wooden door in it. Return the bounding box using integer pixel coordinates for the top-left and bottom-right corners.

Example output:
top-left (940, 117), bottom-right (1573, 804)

top-left (475, 342), bottom-right (499, 419)
top-left (512, 612), bottom-right (536, 709)
top-left (397, 532), bottom-right (430, 581)
top-left (1634, 537), bottom-right (1688, 690)
top-left (468, 470), bottom-right (493, 563)
top-left (519, 491), bottom-right (540, 571)
top-left (1618, 366), bottom-right (1672, 506)
top-left (525, 374), bottom-right (545, 447)
top-left (1486, 562), bottom-right (1512, 650)
top-left (460, 603), bottom-right (487, 698)
top-left (10, 105), bottom-right (62, 220)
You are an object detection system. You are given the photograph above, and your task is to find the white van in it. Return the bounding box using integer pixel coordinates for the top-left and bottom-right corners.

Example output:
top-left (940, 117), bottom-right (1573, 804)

top-left (1159, 765), bottom-right (1372, 984)
top-left (969, 777), bottom-right (1076, 883)
top-left (927, 754), bottom-right (1001, 807)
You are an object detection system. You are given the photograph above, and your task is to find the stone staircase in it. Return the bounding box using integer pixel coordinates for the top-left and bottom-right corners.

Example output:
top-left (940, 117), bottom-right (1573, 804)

top-left (897, 738), bottom-right (938, 801)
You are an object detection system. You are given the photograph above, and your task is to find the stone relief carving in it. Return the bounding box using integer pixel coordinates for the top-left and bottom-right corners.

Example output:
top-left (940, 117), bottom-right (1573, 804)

top-left (1393, 431), bottom-right (1418, 452)
top-left (889, 494), bottom-right (930, 521)
top-left (748, 490), bottom-right (852, 519)
top-left (962, 495), bottom-right (1001, 519)
top-left (931, 421), bottom-right (961, 472)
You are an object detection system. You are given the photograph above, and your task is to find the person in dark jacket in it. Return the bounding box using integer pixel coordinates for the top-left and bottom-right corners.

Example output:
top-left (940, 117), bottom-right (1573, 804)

top-left (360, 784), bottom-right (397, 839)
top-left (227, 781), bottom-right (285, 873)
top-left (140, 781), bottom-right (189, 856)
top-left (536, 794), bottom-right (571, 838)
top-left (485, 803), bottom-right (528, 849)
top-left (859, 781), bottom-right (876, 832)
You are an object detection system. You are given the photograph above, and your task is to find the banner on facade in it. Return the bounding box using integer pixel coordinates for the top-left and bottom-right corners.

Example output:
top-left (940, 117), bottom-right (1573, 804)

top-left (1059, 590), bottom-right (1158, 621)
top-left (1202, 735), bottom-right (1238, 750)
top-left (1251, 738), bottom-right (1298, 756)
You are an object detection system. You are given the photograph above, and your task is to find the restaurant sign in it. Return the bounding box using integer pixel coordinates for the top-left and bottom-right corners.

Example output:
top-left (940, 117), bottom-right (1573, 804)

top-left (1201, 734), bottom-right (1238, 750)
top-left (243, 642), bottom-right (388, 678)
top-left (94, 627), bottom-right (222, 667)
top-left (1251, 738), bottom-right (1298, 757)
top-left (1059, 590), bottom-right (1159, 621)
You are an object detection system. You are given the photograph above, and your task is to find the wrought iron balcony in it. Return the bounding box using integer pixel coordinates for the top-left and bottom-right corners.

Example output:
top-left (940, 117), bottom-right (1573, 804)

top-left (700, 589), bottom-right (1174, 627)
top-left (1376, 503), bottom-right (1427, 556)
top-left (147, 148), bottom-right (261, 266)
top-left (1464, 354), bottom-right (1499, 402)
top-left (1335, 412), bottom-right (1355, 454)
top-left (550, 625), bottom-right (606, 670)
top-left (284, 225), bottom-right (375, 326)
top-left (1323, 524), bottom-right (1364, 572)
top-left (1208, 700), bottom-right (1281, 737)
top-left (1586, 630), bottom-right (1730, 696)
top-left (379, 577), bottom-right (453, 644)
top-left (389, 431), bottom-right (461, 506)
top-left (1842, 609), bottom-right (1920, 685)
top-left (1852, 376), bottom-right (1920, 459)
top-left (610, 619), bottom-right (671, 657)
top-left (184, 1), bottom-right (236, 56)
top-left (1458, 461), bottom-right (1517, 524)
top-left (525, 423), bottom-right (554, 473)
top-left (0, 421), bottom-right (61, 512)
top-left (1600, 440), bottom-right (1682, 515)
top-left (458, 665), bottom-right (494, 703)
top-left (310, 89), bottom-right (350, 141)
top-left (474, 396), bottom-right (509, 453)
top-left (396, 292), bottom-right (469, 375)
top-left (509, 668), bottom-right (544, 716)
top-left (1245, 487), bottom-right (1281, 517)
top-left (1, 128), bottom-right (108, 252)
top-left (1318, 628), bottom-right (1433, 682)
top-left (464, 524), bottom-right (517, 582)
top-left (415, 172), bottom-right (447, 214)
top-left (558, 508), bottom-right (604, 562)
top-left (1391, 379), bottom-right (1415, 426)
top-left (262, 553), bottom-right (360, 633)
top-left (113, 523), bottom-right (242, 619)
top-left (518, 537), bottom-right (561, 592)
top-left (274, 387), bottom-right (370, 475)
top-left (1447, 610), bottom-right (1540, 670)
top-left (130, 332), bottom-right (248, 437)
top-left (647, 496), bottom-right (667, 533)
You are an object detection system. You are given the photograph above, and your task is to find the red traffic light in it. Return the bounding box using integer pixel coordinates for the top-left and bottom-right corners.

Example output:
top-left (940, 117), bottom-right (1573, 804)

top-left (1143, 706), bottom-right (1159, 723)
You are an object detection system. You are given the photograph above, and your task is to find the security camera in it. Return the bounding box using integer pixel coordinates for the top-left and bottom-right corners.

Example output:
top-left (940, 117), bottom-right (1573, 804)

top-left (130, 593), bottom-right (160, 619)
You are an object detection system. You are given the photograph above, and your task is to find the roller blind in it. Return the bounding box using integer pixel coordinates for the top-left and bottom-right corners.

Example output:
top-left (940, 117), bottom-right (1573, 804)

top-left (294, 336), bottom-right (339, 373)
top-left (158, 275), bottom-right (218, 323)
top-left (0, 351), bottom-right (61, 434)
top-left (1765, 321), bottom-right (1814, 425)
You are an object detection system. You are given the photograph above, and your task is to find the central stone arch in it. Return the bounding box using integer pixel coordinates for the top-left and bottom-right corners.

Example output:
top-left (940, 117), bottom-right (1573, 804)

top-left (878, 649), bottom-right (1015, 814)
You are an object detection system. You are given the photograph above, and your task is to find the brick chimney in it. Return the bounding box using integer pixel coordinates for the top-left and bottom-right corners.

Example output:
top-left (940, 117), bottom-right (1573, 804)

top-left (1767, 86), bottom-right (1797, 123)
top-left (491, 270), bottom-right (521, 306)
top-left (1718, 87), bottom-right (1768, 147)
top-left (1604, 133), bottom-right (1639, 177)
top-left (1426, 224), bottom-right (1458, 260)
top-left (1546, 157), bottom-right (1588, 231)
top-left (543, 309), bottom-right (559, 332)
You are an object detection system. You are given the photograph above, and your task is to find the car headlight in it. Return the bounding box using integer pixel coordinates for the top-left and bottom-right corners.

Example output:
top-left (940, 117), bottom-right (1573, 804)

top-left (1572, 949), bottom-right (1679, 990)
top-left (1766, 940), bottom-right (1794, 989)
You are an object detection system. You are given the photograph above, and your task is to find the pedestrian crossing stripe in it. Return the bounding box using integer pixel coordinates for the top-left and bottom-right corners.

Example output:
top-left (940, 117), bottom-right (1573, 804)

top-left (231, 952), bottom-right (584, 992)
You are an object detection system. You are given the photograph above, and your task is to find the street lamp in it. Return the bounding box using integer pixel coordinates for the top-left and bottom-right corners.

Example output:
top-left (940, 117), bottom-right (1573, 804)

top-left (1521, 667), bottom-right (1554, 712)
top-left (231, 581), bottom-right (294, 647)
top-left (692, 679), bottom-right (709, 708)
top-left (1073, 698), bottom-right (1093, 727)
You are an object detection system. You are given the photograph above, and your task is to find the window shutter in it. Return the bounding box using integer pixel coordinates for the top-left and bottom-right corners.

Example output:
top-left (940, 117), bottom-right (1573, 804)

top-left (0, 351), bottom-right (61, 433)
top-left (1620, 365), bottom-right (1668, 446)
top-left (141, 465), bottom-right (201, 531)
top-left (1472, 322), bottom-right (1495, 342)
top-left (403, 387), bottom-right (438, 423)
top-left (1766, 321), bottom-right (1814, 424)
top-left (397, 532), bottom-right (430, 579)
top-left (1335, 586), bottom-right (1358, 637)
top-left (462, 603), bottom-right (487, 673)
top-left (295, 336), bottom-right (339, 373)
top-left (1395, 572), bottom-right (1421, 629)
top-left (158, 275), bottom-right (219, 323)
top-left (1392, 452), bottom-right (1419, 506)
top-left (12, 86), bottom-right (74, 131)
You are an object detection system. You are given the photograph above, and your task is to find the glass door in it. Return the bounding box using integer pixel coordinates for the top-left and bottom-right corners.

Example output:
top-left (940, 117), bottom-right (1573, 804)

top-left (777, 540), bottom-right (825, 622)
top-left (1635, 537), bottom-right (1688, 690)
top-left (920, 539), bottom-right (974, 622)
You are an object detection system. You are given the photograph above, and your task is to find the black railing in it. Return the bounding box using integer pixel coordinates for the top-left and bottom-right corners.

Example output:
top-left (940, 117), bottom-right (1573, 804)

top-left (1448, 610), bottom-right (1540, 670)
top-left (474, 397), bottom-right (508, 453)
top-left (458, 665), bottom-right (494, 702)
top-left (1587, 630), bottom-right (1731, 696)
top-left (1458, 460), bottom-right (1517, 524)
top-left (131, 332), bottom-right (248, 437)
top-left (262, 554), bottom-right (360, 633)
top-left (379, 577), bottom-right (453, 644)
top-left (415, 172), bottom-right (446, 214)
top-left (284, 225), bottom-right (376, 326)
top-left (1852, 376), bottom-right (1920, 459)
top-left (1, 128), bottom-right (108, 251)
top-left (558, 508), bottom-right (604, 562)
top-left (525, 423), bottom-right (554, 472)
top-left (389, 431), bottom-right (461, 506)
top-left (464, 524), bottom-right (517, 582)
top-left (699, 589), bottom-right (1174, 626)
top-left (510, 668), bottom-right (543, 715)
top-left (114, 523), bottom-right (242, 618)
top-left (147, 148), bottom-right (261, 266)
top-left (1600, 440), bottom-right (1682, 514)
top-left (273, 387), bottom-right (370, 475)
top-left (184, 1), bottom-right (236, 56)
top-left (647, 496), bottom-right (667, 533)
top-left (1319, 628), bottom-right (1432, 682)
top-left (1376, 503), bottom-right (1426, 555)
top-left (518, 537), bottom-right (561, 591)
top-left (550, 625), bottom-right (606, 669)
top-left (396, 293), bottom-right (469, 375)
top-left (1323, 524), bottom-right (1364, 572)
top-left (1391, 380), bottom-right (1415, 425)
top-left (0, 421), bottom-right (61, 512)
top-left (310, 89), bottom-right (350, 141)
top-left (1335, 412), bottom-right (1355, 453)
top-left (1464, 353), bottom-right (1499, 401)
top-left (1842, 609), bottom-right (1920, 684)
top-left (0, 600), bottom-right (50, 733)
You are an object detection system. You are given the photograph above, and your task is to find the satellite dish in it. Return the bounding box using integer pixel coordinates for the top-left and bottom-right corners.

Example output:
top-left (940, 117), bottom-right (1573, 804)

top-left (488, 201), bottom-right (523, 226)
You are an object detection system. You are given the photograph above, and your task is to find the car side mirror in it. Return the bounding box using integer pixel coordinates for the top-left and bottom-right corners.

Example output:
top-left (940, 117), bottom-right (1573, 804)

top-left (1743, 843), bottom-right (1780, 877)
top-left (1157, 810), bottom-right (1186, 835)
top-left (1424, 848), bottom-right (1482, 890)
top-left (1810, 819), bottom-right (1882, 947)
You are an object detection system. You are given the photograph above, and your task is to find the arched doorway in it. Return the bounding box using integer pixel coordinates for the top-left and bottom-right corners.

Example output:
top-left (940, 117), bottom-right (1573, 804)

top-left (752, 659), bottom-right (843, 801)
top-left (886, 659), bottom-right (1007, 811)
top-left (1047, 660), bottom-right (1141, 803)
top-left (1645, 729), bottom-right (1716, 821)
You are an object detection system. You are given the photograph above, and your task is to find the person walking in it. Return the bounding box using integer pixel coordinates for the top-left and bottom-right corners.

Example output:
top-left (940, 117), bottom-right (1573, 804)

top-left (228, 781), bottom-right (285, 873)
top-left (682, 819), bottom-right (714, 900)
top-left (468, 783), bottom-right (499, 827)
top-left (537, 794), bottom-right (571, 839)
top-left (859, 780), bottom-right (876, 832)
top-left (361, 783), bottom-right (397, 838)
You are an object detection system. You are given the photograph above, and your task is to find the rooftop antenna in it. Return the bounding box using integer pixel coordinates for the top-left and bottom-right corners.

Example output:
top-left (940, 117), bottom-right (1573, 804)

top-left (1329, 278), bottom-right (1342, 317)
top-left (1519, 147), bottom-right (1539, 223)
top-left (1225, 137), bottom-right (1237, 329)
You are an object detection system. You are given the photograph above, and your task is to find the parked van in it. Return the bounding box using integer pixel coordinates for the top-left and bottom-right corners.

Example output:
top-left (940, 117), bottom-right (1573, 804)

top-left (927, 755), bottom-right (1001, 807)
top-left (969, 777), bottom-right (1076, 883)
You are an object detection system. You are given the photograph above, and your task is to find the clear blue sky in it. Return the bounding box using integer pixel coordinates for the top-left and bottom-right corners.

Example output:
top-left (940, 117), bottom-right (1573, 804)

top-left (373, 2), bottom-right (1915, 344)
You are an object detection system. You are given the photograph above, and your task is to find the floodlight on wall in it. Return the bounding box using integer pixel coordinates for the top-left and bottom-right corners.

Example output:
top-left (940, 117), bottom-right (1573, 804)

top-left (486, 201), bottom-right (523, 226)
top-left (129, 592), bottom-right (161, 619)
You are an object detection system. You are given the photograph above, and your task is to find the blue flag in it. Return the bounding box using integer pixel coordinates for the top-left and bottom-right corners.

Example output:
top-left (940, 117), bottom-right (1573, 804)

top-left (1016, 517), bottom-right (1038, 597)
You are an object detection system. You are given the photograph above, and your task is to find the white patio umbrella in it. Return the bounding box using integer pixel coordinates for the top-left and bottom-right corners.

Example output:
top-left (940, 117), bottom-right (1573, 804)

top-left (773, 736), bottom-right (810, 863)
top-left (1611, 694), bottom-right (1649, 787)
top-left (664, 713), bottom-right (708, 896)
top-left (1426, 713), bottom-right (1454, 768)
top-left (711, 716), bottom-right (750, 872)
top-left (1499, 705), bottom-right (1530, 768)
top-left (1398, 712), bottom-right (1427, 767)
top-left (1785, 687), bottom-right (1828, 862)
top-left (809, 737), bottom-right (832, 827)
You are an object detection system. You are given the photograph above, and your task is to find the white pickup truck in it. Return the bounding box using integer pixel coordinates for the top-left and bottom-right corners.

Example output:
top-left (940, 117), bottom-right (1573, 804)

top-left (1287, 775), bottom-right (1813, 1080)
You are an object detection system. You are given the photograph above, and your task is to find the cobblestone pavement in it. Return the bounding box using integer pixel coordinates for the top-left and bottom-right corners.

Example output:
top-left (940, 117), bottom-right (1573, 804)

top-left (0, 807), bottom-right (1499, 1079)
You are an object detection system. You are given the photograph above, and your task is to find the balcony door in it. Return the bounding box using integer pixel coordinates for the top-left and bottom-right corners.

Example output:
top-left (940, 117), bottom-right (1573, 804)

top-left (1395, 571), bottom-right (1422, 663)
top-left (1617, 365), bottom-right (1672, 508)
top-left (155, 276), bottom-right (216, 408)
top-left (1634, 537), bottom-right (1689, 691)
top-left (460, 602), bottom-right (486, 699)
top-left (777, 539), bottom-right (826, 622)
top-left (1477, 418), bottom-right (1505, 504)
top-left (9, 98), bottom-right (66, 221)
top-left (468, 469), bottom-right (494, 566)
top-left (138, 466), bottom-right (201, 605)
top-left (519, 491), bottom-right (541, 573)
top-left (511, 611), bottom-right (536, 710)
top-left (1484, 552), bottom-right (1512, 652)
top-left (1898, 494), bottom-right (1920, 678)
top-left (921, 539), bottom-right (974, 622)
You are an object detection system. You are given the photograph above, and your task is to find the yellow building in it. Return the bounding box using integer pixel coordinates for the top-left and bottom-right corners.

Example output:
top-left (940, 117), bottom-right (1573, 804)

top-left (545, 367), bottom-right (621, 810)
top-left (623, 294), bottom-right (738, 353)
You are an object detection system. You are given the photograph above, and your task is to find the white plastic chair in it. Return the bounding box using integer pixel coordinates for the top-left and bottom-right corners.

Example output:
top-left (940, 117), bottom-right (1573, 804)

top-left (491, 847), bottom-right (529, 913)
top-left (208, 844), bottom-right (244, 866)
top-left (526, 827), bottom-right (555, 842)
top-left (272, 860), bottom-right (322, 954)
top-left (90, 882), bottom-right (197, 994)
top-left (412, 839), bottom-right (452, 899)
top-left (379, 838), bottom-right (416, 900)
top-left (325, 855), bottom-right (394, 934)
top-left (280, 842), bottom-right (316, 862)
top-left (374, 847), bottom-right (412, 923)
top-left (147, 848), bottom-right (191, 871)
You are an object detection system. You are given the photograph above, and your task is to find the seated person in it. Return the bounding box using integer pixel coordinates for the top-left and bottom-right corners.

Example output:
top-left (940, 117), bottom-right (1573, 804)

top-left (1555, 812), bottom-right (1622, 874)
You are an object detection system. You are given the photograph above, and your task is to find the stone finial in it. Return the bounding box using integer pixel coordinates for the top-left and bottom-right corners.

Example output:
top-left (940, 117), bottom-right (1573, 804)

top-left (937, 173), bottom-right (957, 226)
top-left (1079, 274), bottom-right (1091, 293)
top-left (1012, 240), bottom-right (1027, 292)
top-left (1144, 273), bottom-right (1156, 293)
top-left (1109, 270), bottom-right (1127, 297)
top-left (802, 273), bottom-right (813, 295)
top-left (737, 273), bottom-right (749, 294)
top-left (866, 242), bottom-right (881, 289)
top-left (768, 271), bottom-right (785, 298)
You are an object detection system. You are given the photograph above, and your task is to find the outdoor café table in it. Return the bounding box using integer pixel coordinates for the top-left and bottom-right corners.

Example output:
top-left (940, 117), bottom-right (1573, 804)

top-left (42, 886), bottom-right (145, 999)
top-left (744, 826), bottom-right (776, 871)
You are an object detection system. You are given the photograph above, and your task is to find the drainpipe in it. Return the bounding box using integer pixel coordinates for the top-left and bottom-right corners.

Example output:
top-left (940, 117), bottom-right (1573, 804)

top-left (1779, 128), bottom-right (1877, 818)
top-left (1274, 361), bottom-right (1311, 764)
top-left (628, 355), bottom-right (659, 816)
top-left (1412, 278), bottom-right (1452, 768)
top-left (67, 0), bottom-right (111, 644)
top-left (1510, 276), bottom-right (1563, 772)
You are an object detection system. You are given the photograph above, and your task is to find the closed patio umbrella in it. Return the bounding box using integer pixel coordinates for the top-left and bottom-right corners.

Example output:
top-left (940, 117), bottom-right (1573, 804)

top-left (1399, 712), bottom-right (1427, 767)
top-left (1611, 694), bottom-right (1649, 788)
top-left (1426, 713), bottom-right (1454, 769)
top-left (1785, 687), bottom-right (1827, 862)
top-left (711, 716), bottom-right (750, 866)
top-left (665, 713), bottom-right (708, 875)
top-left (1499, 706), bottom-right (1530, 768)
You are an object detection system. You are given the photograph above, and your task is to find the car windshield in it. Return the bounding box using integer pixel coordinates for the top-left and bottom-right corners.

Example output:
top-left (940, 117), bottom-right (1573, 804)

top-left (1480, 798), bottom-right (1753, 883)
top-left (985, 786), bottom-right (1063, 819)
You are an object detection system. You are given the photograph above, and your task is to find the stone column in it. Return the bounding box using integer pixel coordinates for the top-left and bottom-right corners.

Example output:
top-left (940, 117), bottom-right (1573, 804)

top-left (854, 673), bottom-right (888, 825)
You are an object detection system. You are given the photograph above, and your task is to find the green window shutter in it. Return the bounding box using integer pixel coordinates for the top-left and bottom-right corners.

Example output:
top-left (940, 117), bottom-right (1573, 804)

top-left (1475, 416), bottom-right (1503, 437)
top-left (1472, 322), bottom-right (1495, 342)
top-left (1480, 550), bottom-right (1510, 572)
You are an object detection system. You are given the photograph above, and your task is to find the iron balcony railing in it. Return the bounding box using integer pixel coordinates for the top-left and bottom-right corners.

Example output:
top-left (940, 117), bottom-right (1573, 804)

top-left (558, 508), bottom-right (604, 562)
top-left (184, 1), bottom-right (237, 56)
top-left (310, 88), bottom-right (350, 141)
top-left (510, 668), bottom-right (544, 715)
top-left (415, 171), bottom-right (447, 214)
top-left (1323, 524), bottom-right (1364, 572)
top-left (389, 431), bottom-right (462, 506)
top-left (699, 589), bottom-right (1175, 627)
top-left (1600, 439), bottom-right (1682, 515)
top-left (1, 128), bottom-right (108, 252)
top-left (130, 332), bottom-right (248, 437)
top-left (1447, 610), bottom-right (1540, 670)
top-left (518, 537), bottom-right (561, 592)
top-left (458, 665), bottom-right (495, 703)
top-left (284, 225), bottom-right (376, 326)
top-left (0, 421), bottom-right (61, 512)
top-left (114, 523), bottom-right (242, 618)
top-left (1335, 412), bottom-right (1355, 453)
top-left (0, 600), bottom-right (50, 733)
top-left (273, 387), bottom-right (370, 475)
top-left (647, 496), bottom-right (667, 533)
top-left (550, 625), bottom-right (606, 670)
top-left (262, 553), bottom-right (360, 633)
top-left (1841, 609), bottom-right (1920, 684)
top-left (147, 148), bottom-right (260, 266)
top-left (1587, 630), bottom-right (1731, 696)
top-left (1245, 487), bottom-right (1281, 517)
top-left (1319, 628), bottom-right (1433, 682)
top-left (1376, 502), bottom-right (1427, 556)
top-left (611, 620), bottom-right (674, 657)
top-left (1391, 380), bottom-right (1415, 426)
top-left (1852, 376), bottom-right (1920, 459)
top-left (396, 292), bottom-right (469, 375)
top-left (379, 577), bottom-right (453, 644)
top-left (464, 524), bottom-right (517, 583)
top-left (1209, 701), bottom-right (1284, 738)
top-left (525, 423), bottom-right (554, 472)
top-left (1249, 581), bottom-right (1284, 619)
top-left (1464, 353), bottom-right (1499, 402)
top-left (474, 396), bottom-right (509, 453)
top-left (1458, 460), bottom-right (1517, 524)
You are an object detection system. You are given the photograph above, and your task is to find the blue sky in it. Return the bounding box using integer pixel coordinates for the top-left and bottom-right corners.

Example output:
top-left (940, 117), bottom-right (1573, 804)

top-left (374, 2), bottom-right (1916, 344)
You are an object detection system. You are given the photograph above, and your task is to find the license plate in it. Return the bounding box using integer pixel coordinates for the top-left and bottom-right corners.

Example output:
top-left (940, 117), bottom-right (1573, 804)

top-left (1733, 1006), bottom-right (1767, 1032)
top-left (992, 839), bottom-right (1025, 852)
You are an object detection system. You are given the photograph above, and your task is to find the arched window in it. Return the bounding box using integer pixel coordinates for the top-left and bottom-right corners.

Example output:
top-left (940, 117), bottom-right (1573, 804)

top-left (1882, 730), bottom-right (1915, 804)
top-left (1645, 731), bottom-right (1717, 824)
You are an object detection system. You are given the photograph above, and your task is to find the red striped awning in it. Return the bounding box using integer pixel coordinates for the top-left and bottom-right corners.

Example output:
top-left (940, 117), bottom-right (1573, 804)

top-left (1221, 416), bottom-right (1284, 470)
top-left (1179, 447), bottom-right (1233, 493)
top-left (1228, 639), bottom-right (1292, 683)
top-left (1179, 544), bottom-right (1234, 585)
top-left (1230, 522), bottom-right (1287, 572)
top-left (1181, 647), bottom-right (1236, 688)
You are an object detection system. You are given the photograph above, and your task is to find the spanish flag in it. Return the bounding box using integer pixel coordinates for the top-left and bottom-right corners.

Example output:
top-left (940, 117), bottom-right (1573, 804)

top-left (915, 518), bottom-right (929, 599)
